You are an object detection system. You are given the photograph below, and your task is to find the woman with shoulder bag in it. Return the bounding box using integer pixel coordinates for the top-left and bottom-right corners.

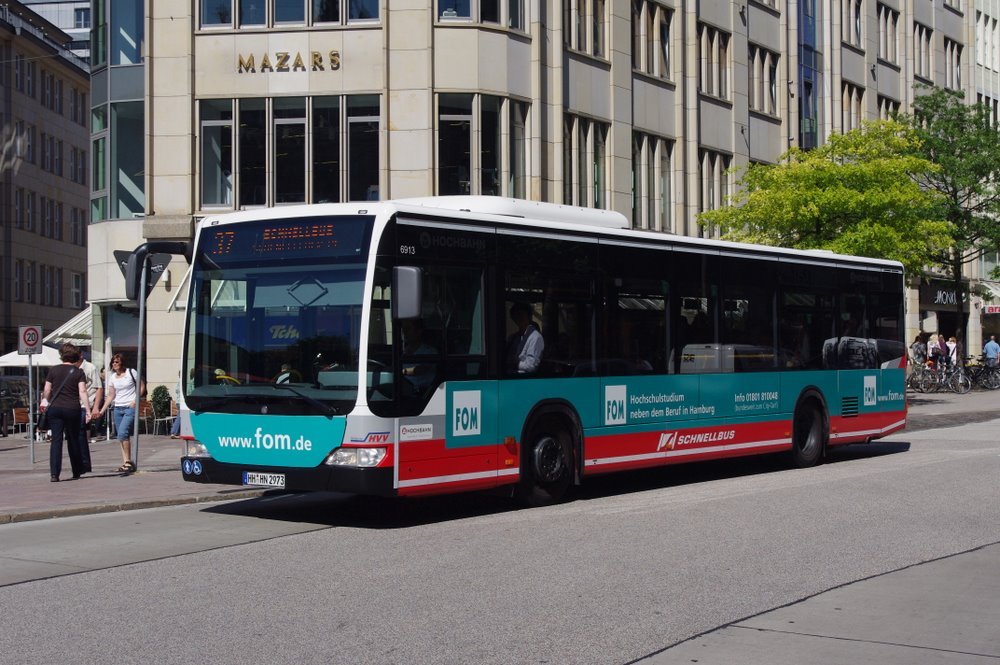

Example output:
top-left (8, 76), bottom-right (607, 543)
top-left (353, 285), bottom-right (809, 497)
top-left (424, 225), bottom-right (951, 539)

top-left (99, 353), bottom-right (145, 474)
top-left (41, 344), bottom-right (91, 482)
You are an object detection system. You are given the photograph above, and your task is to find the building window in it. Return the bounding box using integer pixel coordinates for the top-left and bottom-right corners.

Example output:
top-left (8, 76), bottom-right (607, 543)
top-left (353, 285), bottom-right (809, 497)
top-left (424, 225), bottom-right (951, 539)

top-left (75, 7), bottom-right (91, 28)
top-left (24, 262), bottom-right (35, 304)
top-left (25, 192), bottom-right (35, 231)
top-left (91, 0), bottom-right (107, 67)
top-left (26, 125), bottom-right (35, 164)
top-left (313, 97), bottom-right (340, 203)
top-left (208, 95), bottom-right (380, 209)
top-left (562, 114), bottom-right (609, 208)
top-left (347, 96), bottom-right (380, 200)
top-left (274, 97), bottom-right (307, 203)
top-left (632, 1), bottom-right (671, 79)
top-left (509, 100), bottom-right (527, 198)
top-left (976, 11), bottom-right (999, 72)
top-left (843, 0), bottom-right (863, 48)
top-left (42, 266), bottom-right (53, 306)
top-left (944, 38), bottom-right (962, 90)
top-left (436, 94), bottom-right (528, 198)
top-left (914, 22), bottom-right (933, 81)
top-left (438, 94), bottom-right (472, 195)
top-left (14, 260), bottom-right (22, 302)
top-left (566, 0), bottom-right (607, 57)
top-left (878, 4), bottom-right (898, 64)
top-left (842, 82), bottom-right (864, 131)
top-left (72, 273), bottom-right (84, 309)
top-left (749, 44), bottom-right (779, 115)
top-left (877, 95), bottom-right (899, 120)
top-left (699, 24), bottom-right (730, 99)
top-left (14, 189), bottom-right (23, 229)
top-left (201, 0), bottom-right (379, 27)
top-left (239, 99), bottom-right (266, 207)
top-left (631, 132), bottom-right (673, 232)
top-left (14, 54), bottom-right (24, 93)
top-left (698, 149), bottom-right (730, 236)
top-left (438, 0), bottom-right (527, 25)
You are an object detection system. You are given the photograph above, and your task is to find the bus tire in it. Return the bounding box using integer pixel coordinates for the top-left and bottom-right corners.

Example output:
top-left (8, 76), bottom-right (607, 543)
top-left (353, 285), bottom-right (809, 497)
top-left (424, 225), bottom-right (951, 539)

top-left (791, 397), bottom-right (826, 468)
top-left (515, 419), bottom-right (574, 506)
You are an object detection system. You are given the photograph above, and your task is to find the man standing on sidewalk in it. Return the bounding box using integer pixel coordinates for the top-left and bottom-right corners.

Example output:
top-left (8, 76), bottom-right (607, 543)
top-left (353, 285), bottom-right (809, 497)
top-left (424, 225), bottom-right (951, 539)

top-left (985, 335), bottom-right (1000, 367)
top-left (75, 353), bottom-right (104, 474)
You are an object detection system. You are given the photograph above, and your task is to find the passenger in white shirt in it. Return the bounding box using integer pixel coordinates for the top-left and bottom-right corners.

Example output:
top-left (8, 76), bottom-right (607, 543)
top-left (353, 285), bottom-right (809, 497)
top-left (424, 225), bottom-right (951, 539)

top-left (507, 302), bottom-right (544, 374)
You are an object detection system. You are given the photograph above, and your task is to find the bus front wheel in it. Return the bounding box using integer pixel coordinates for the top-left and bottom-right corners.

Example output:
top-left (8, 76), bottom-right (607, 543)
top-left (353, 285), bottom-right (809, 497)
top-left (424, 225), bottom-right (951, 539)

top-left (516, 422), bottom-right (573, 506)
top-left (791, 399), bottom-right (826, 468)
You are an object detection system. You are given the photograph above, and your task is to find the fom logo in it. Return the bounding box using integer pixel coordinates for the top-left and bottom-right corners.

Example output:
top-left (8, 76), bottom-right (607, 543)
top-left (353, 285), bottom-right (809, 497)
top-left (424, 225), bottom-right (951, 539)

top-left (657, 432), bottom-right (678, 451)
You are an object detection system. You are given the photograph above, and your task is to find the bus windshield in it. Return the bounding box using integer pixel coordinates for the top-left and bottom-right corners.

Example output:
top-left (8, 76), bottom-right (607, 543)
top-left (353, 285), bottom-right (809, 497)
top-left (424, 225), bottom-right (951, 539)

top-left (184, 215), bottom-right (374, 415)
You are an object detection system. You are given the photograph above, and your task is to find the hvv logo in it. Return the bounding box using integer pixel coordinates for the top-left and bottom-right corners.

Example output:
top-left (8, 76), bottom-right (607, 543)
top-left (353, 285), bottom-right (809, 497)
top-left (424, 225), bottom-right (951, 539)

top-left (453, 390), bottom-right (481, 437)
top-left (863, 376), bottom-right (877, 407)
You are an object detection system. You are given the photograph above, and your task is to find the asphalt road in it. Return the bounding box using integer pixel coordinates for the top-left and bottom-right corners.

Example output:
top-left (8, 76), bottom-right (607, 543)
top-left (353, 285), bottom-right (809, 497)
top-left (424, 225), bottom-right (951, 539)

top-left (0, 415), bottom-right (998, 664)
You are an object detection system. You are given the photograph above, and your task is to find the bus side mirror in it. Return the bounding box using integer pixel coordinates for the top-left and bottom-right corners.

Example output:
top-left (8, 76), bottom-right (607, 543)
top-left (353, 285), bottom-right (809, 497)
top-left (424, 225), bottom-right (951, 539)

top-left (392, 266), bottom-right (423, 320)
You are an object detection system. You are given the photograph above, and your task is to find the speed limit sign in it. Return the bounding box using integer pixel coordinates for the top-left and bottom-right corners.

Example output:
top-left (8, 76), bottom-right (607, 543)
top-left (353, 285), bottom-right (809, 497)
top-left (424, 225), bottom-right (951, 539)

top-left (18, 325), bottom-right (43, 355)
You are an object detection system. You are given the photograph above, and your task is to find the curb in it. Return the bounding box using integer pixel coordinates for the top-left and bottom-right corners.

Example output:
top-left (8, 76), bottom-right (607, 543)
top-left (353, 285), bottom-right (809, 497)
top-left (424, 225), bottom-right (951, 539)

top-left (0, 483), bottom-right (268, 525)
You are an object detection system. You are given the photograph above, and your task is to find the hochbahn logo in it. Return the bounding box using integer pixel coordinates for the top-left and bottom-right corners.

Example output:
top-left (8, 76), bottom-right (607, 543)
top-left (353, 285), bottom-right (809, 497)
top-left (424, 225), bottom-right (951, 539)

top-left (657, 429), bottom-right (736, 451)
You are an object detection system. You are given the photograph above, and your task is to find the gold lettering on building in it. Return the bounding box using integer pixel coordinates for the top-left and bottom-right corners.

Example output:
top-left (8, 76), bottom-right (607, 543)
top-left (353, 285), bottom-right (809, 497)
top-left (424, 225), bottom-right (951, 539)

top-left (237, 50), bottom-right (342, 73)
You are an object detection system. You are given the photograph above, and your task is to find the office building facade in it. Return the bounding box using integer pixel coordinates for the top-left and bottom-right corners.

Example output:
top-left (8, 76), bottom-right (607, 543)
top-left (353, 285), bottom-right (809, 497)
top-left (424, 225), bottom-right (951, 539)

top-left (1, 0), bottom-right (89, 354)
top-left (87, 0), bottom-right (1000, 386)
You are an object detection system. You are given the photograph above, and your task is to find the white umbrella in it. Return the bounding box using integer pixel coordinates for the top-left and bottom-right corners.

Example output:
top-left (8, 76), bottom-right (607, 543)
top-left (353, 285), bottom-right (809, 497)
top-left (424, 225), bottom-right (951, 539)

top-left (0, 345), bottom-right (62, 367)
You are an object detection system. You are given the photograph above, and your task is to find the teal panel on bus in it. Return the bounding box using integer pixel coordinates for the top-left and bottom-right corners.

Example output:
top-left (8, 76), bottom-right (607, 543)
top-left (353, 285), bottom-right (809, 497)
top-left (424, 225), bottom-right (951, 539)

top-left (191, 412), bottom-right (346, 467)
top-left (879, 368), bottom-right (906, 412)
top-left (779, 371), bottom-right (840, 413)
top-left (497, 377), bottom-right (601, 439)
top-left (445, 381), bottom-right (499, 449)
top-left (836, 369), bottom-right (906, 415)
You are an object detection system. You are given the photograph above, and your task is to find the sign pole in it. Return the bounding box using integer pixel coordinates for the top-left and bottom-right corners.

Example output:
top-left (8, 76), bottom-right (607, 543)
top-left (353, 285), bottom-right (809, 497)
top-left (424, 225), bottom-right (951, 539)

top-left (18, 325), bottom-right (43, 464)
top-left (28, 353), bottom-right (35, 463)
top-left (132, 257), bottom-right (148, 468)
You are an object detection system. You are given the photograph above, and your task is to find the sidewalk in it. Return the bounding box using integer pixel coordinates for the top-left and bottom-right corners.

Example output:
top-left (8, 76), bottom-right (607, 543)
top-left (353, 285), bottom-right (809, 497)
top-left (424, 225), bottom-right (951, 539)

top-left (0, 428), bottom-right (265, 524)
top-left (0, 388), bottom-right (996, 524)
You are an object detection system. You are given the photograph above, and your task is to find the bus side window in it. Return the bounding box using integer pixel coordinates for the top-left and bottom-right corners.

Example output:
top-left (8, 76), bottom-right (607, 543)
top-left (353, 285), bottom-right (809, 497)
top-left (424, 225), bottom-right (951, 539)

top-left (721, 259), bottom-right (776, 372)
top-left (424, 265), bottom-right (487, 381)
top-left (673, 253), bottom-right (719, 374)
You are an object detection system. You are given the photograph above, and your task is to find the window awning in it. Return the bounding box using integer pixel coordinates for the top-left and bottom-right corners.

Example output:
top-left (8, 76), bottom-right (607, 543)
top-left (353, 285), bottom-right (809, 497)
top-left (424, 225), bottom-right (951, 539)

top-left (43, 308), bottom-right (92, 346)
top-left (980, 281), bottom-right (1000, 302)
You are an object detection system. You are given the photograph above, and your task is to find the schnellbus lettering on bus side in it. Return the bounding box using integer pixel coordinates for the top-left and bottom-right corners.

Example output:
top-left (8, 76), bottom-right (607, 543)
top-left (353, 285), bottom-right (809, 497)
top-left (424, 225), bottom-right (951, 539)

top-left (605, 385), bottom-right (627, 425)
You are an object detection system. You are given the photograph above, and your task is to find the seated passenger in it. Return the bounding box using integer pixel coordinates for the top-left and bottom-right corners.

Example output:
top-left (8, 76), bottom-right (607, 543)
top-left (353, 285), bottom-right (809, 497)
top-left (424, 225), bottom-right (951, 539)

top-left (506, 302), bottom-right (544, 374)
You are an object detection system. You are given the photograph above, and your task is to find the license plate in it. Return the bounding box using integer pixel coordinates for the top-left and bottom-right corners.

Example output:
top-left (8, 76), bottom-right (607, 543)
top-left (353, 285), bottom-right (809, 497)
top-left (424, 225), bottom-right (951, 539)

top-left (242, 472), bottom-right (285, 488)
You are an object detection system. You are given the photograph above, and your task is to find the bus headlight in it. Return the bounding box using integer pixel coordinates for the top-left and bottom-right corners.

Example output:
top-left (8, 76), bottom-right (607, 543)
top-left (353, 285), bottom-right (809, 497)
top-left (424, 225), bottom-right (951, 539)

top-left (185, 440), bottom-right (212, 458)
top-left (326, 447), bottom-right (386, 467)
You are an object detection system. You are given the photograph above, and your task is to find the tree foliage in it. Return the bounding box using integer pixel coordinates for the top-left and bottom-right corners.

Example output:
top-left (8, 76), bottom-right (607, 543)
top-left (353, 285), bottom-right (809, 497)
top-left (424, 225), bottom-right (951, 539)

top-left (698, 119), bottom-right (952, 277)
top-left (900, 86), bottom-right (1000, 282)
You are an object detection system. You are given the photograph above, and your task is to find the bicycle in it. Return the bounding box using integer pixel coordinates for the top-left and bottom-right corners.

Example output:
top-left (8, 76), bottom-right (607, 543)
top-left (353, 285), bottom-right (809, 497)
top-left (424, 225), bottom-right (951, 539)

top-left (914, 360), bottom-right (971, 394)
top-left (964, 356), bottom-right (1000, 391)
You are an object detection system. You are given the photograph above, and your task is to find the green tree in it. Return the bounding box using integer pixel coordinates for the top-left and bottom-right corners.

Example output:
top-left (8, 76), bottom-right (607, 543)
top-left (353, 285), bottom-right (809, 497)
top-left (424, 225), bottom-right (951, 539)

top-left (698, 119), bottom-right (951, 278)
top-left (899, 86), bottom-right (1000, 341)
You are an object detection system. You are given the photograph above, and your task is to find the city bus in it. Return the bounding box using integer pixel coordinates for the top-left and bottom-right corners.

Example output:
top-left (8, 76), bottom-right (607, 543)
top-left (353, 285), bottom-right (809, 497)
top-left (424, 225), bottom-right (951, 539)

top-left (177, 197), bottom-right (907, 504)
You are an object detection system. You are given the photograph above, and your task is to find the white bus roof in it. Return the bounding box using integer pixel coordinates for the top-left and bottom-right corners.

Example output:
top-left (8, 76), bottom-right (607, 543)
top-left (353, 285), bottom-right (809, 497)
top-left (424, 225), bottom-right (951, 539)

top-left (196, 198), bottom-right (902, 272)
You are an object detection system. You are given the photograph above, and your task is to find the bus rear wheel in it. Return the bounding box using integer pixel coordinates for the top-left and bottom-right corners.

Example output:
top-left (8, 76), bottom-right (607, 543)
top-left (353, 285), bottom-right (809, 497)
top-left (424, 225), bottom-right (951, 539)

top-left (515, 422), bottom-right (573, 506)
top-left (791, 399), bottom-right (826, 468)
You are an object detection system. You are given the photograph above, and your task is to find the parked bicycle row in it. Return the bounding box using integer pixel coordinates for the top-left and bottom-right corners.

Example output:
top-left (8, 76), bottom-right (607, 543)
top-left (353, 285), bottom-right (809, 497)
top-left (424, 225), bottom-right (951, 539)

top-left (906, 356), bottom-right (1000, 394)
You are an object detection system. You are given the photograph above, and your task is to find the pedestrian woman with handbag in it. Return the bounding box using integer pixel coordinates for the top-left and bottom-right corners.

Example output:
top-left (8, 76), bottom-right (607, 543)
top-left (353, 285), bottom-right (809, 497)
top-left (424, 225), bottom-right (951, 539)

top-left (41, 343), bottom-right (91, 482)
top-left (98, 353), bottom-right (145, 474)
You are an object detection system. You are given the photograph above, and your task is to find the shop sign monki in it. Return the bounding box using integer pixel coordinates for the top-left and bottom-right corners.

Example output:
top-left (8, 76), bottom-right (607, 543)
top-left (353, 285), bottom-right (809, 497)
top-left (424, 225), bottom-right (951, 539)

top-left (237, 50), bottom-right (341, 74)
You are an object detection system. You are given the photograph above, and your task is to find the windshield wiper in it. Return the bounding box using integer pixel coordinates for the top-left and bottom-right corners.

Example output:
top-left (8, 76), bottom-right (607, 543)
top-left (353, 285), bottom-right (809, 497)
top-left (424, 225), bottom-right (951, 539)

top-left (265, 383), bottom-right (338, 415)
